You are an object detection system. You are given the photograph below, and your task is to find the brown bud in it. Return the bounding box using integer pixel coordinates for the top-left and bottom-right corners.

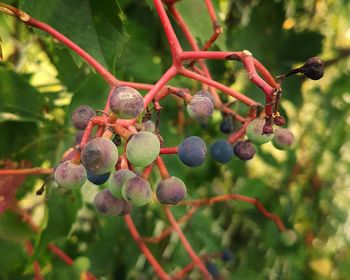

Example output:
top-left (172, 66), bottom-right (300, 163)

top-left (274, 115), bottom-right (285, 126)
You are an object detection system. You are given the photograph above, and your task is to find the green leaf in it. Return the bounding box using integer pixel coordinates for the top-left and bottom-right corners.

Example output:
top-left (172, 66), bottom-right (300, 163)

top-left (20, 0), bottom-right (129, 72)
top-left (0, 211), bottom-right (36, 242)
top-left (36, 188), bottom-right (82, 253)
top-left (0, 67), bottom-right (45, 122)
top-left (176, 0), bottom-right (226, 50)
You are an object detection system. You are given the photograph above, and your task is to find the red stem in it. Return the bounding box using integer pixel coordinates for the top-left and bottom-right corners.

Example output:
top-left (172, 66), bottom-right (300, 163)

top-left (180, 67), bottom-right (258, 107)
top-left (160, 147), bottom-right (178, 154)
top-left (27, 18), bottom-right (118, 86)
top-left (124, 215), bottom-right (170, 280)
top-left (164, 207), bottom-right (211, 279)
top-left (0, 168), bottom-right (53, 175)
top-left (156, 156), bottom-right (170, 179)
top-left (180, 194), bottom-right (286, 231)
top-left (47, 243), bottom-right (74, 266)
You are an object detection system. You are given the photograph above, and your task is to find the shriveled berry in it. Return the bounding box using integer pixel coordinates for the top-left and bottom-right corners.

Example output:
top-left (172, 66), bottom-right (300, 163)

top-left (272, 128), bottom-right (295, 150)
top-left (262, 123), bottom-right (273, 135)
top-left (274, 115), bottom-right (285, 126)
top-left (72, 105), bottom-right (96, 130)
top-left (233, 140), bottom-right (255, 160)
top-left (301, 57), bottom-right (324, 80)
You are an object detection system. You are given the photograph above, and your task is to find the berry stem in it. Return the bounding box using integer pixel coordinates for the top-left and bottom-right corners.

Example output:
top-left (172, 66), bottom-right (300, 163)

top-left (164, 206), bottom-right (212, 279)
top-left (160, 147), bottom-right (179, 154)
top-left (0, 168), bottom-right (53, 175)
top-left (47, 243), bottom-right (74, 266)
top-left (180, 194), bottom-right (286, 231)
top-left (124, 215), bottom-right (170, 280)
top-left (155, 156), bottom-right (170, 179)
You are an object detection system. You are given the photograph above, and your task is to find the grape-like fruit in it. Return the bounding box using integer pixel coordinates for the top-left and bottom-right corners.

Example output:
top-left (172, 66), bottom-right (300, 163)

top-left (54, 161), bottom-right (87, 189)
top-left (87, 170), bottom-right (111, 185)
top-left (112, 134), bottom-right (122, 146)
top-left (274, 115), bottom-right (285, 126)
top-left (280, 229), bottom-right (297, 246)
top-left (126, 131), bottom-right (160, 167)
top-left (246, 118), bottom-right (273, 144)
top-left (109, 86), bottom-right (144, 119)
top-left (140, 120), bottom-right (156, 132)
top-left (118, 201), bottom-right (133, 216)
top-left (210, 140), bottom-right (233, 163)
top-left (272, 128), bottom-right (295, 150)
top-left (196, 89), bottom-right (214, 105)
top-left (72, 105), bottom-right (96, 130)
top-left (109, 169), bottom-right (136, 198)
top-left (187, 95), bottom-right (214, 123)
top-left (122, 176), bottom-right (152, 207)
top-left (93, 189), bottom-right (125, 216)
top-left (221, 249), bottom-right (234, 262)
top-left (233, 140), bottom-right (256, 160)
top-left (301, 57), bottom-right (324, 80)
top-left (81, 137), bottom-right (118, 174)
top-left (220, 115), bottom-right (234, 134)
top-left (178, 136), bottom-right (207, 167)
top-left (156, 176), bottom-right (187, 205)
top-left (205, 261), bottom-right (220, 278)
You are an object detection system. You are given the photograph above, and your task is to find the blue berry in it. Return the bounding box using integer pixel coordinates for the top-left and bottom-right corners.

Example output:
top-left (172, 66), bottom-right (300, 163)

top-left (205, 261), bottom-right (220, 278)
top-left (210, 140), bottom-right (233, 163)
top-left (221, 249), bottom-right (234, 262)
top-left (220, 115), bottom-right (234, 134)
top-left (87, 170), bottom-right (111, 185)
top-left (178, 136), bottom-right (207, 167)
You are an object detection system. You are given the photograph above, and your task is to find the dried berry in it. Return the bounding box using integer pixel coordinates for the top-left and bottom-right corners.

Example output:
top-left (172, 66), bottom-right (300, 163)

top-left (301, 57), bottom-right (324, 80)
top-left (274, 115), bottom-right (285, 126)
top-left (233, 140), bottom-right (255, 160)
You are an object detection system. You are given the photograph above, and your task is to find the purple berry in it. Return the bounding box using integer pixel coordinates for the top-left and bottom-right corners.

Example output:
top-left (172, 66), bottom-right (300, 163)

top-left (81, 137), bottom-right (119, 174)
top-left (109, 86), bottom-right (144, 119)
top-left (233, 140), bottom-right (256, 160)
top-left (156, 176), bottom-right (187, 205)
top-left (272, 128), bottom-right (295, 150)
top-left (187, 95), bottom-right (214, 123)
top-left (72, 105), bottom-right (96, 130)
top-left (122, 176), bottom-right (152, 207)
top-left (210, 140), bottom-right (233, 163)
top-left (54, 161), bottom-right (87, 189)
top-left (93, 189), bottom-right (125, 216)
top-left (109, 169), bottom-right (136, 198)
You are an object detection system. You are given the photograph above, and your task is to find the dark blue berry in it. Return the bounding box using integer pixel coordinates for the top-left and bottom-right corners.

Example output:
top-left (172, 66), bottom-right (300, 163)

top-left (87, 170), bottom-right (111, 185)
top-left (220, 115), bottom-right (234, 134)
top-left (210, 140), bottom-right (233, 163)
top-left (178, 136), bottom-right (207, 167)
top-left (205, 261), bottom-right (220, 278)
top-left (221, 249), bottom-right (234, 262)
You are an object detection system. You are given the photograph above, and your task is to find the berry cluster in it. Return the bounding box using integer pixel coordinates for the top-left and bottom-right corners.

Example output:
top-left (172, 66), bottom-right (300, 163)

top-left (55, 81), bottom-right (298, 217)
top-left (0, 0), bottom-right (324, 278)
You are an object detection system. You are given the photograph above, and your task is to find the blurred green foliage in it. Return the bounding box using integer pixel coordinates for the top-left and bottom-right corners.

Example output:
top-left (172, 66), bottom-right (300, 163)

top-left (0, 0), bottom-right (350, 279)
